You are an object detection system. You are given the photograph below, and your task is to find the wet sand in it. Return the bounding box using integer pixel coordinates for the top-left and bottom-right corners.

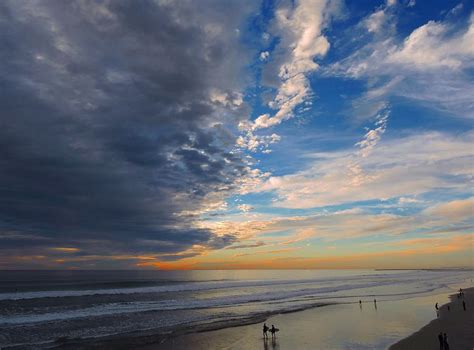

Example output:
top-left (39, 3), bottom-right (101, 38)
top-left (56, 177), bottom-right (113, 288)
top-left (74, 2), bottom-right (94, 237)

top-left (50, 287), bottom-right (473, 350)
top-left (390, 288), bottom-right (474, 350)
top-left (138, 289), bottom-right (467, 350)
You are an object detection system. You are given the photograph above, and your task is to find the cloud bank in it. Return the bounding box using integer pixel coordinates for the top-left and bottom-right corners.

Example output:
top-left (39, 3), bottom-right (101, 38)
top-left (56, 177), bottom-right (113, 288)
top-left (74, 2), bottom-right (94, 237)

top-left (0, 0), bottom-right (257, 268)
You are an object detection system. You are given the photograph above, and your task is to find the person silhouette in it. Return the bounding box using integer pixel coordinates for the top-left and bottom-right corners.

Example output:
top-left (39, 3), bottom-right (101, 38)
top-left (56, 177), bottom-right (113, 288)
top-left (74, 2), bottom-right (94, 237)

top-left (270, 324), bottom-right (277, 338)
top-left (438, 332), bottom-right (444, 350)
top-left (443, 333), bottom-right (449, 350)
top-left (263, 323), bottom-right (269, 339)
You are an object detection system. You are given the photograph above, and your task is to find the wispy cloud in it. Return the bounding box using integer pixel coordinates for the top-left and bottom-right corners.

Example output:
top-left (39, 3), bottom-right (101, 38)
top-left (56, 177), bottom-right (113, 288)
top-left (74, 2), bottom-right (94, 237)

top-left (225, 241), bottom-right (266, 250)
top-left (252, 131), bottom-right (472, 208)
top-left (238, 0), bottom-right (343, 152)
top-left (148, 233), bottom-right (473, 270)
top-left (327, 6), bottom-right (474, 118)
top-left (1, 0), bottom-right (472, 270)
top-left (201, 197), bottom-right (473, 255)
top-left (252, 0), bottom-right (332, 130)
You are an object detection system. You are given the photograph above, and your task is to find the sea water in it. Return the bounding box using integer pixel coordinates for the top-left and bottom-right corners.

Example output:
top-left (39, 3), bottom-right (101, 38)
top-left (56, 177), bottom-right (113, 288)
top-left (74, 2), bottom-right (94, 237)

top-left (0, 269), bottom-right (471, 348)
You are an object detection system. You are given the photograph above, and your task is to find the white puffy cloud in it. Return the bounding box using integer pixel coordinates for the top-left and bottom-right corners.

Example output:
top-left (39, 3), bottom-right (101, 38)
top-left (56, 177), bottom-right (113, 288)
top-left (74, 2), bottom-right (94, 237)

top-left (235, 167), bottom-right (272, 195)
top-left (210, 89), bottom-right (244, 108)
top-left (237, 204), bottom-right (254, 212)
top-left (388, 19), bottom-right (474, 70)
top-left (236, 131), bottom-right (281, 152)
top-left (327, 9), bottom-right (474, 118)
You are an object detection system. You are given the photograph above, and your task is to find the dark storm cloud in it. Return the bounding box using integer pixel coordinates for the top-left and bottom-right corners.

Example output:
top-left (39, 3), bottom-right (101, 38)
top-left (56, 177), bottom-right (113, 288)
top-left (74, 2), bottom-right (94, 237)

top-left (0, 0), bottom-right (255, 267)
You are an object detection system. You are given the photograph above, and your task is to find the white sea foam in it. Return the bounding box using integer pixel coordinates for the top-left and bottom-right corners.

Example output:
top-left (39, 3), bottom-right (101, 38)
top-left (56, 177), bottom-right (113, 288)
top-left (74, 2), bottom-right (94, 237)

top-left (1, 270), bottom-right (471, 325)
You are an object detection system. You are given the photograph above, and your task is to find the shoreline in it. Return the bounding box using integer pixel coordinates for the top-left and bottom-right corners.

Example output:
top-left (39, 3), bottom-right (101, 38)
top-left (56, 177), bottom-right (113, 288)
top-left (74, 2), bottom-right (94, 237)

top-left (27, 303), bottom-right (334, 350)
top-left (389, 287), bottom-right (474, 350)
top-left (135, 288), bottom-right (472, 350)
top-left (3, 286), bottom-right (472, 349)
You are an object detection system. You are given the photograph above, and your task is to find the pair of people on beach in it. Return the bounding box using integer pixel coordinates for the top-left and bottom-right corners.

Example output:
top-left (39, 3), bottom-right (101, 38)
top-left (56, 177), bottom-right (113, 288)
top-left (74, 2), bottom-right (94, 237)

top-left (458, 288), bottom-right (467, 310)
top-left (436, 300), bottom-right (467, 312)
top-left (438, 332), bottom-right (449, 350)
top-left (262, 323), bottom-right (277, 339)
top-left (358, 299), bottom-right (377, 306)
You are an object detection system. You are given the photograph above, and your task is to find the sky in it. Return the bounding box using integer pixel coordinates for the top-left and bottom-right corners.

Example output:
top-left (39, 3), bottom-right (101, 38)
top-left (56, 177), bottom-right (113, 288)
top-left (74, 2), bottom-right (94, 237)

top-left (0, 0), bottom-right (473, 270)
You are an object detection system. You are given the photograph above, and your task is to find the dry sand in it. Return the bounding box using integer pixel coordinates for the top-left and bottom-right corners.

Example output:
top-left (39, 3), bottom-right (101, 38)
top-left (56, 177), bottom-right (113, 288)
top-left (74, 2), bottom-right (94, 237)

top-left (390, 288), bottom-right (474, 350)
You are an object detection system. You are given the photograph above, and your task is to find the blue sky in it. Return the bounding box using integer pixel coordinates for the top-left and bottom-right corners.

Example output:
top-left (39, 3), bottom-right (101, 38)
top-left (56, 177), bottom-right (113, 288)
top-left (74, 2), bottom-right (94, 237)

top-left (223, 0), bottom-right (473, 211)
top-left (196, 0), bottom-right (474, 269)
top-left (0, 0), bottom-right (472, 269)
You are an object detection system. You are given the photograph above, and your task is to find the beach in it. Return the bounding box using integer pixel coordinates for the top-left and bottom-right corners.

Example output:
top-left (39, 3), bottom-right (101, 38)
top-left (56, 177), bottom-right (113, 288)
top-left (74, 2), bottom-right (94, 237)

top-left (137, 288), bottom-right (473, 350)
top-left (390, 288), bottom-right (474, 350)
top-left (1, 270), bottom-right (472, 349)
top-left (2, 0), bottom-right (473, 347)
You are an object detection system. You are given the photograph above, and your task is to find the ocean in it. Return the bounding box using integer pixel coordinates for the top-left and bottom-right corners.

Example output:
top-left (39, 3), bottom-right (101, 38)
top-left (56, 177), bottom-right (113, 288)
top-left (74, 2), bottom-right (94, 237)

top-left (0, 269), bottom-right (471, 349)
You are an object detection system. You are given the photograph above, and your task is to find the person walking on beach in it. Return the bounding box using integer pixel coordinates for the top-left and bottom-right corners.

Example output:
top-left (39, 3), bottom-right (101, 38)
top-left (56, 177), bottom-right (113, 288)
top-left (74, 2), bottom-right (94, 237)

top-left (270, 325), bottom-right (277, 338)
top-left (263, 323), bottom-right (269, 339)
top-left (443, 333), bottom-right (450, 350)
top-left (462, 300), bottom-right (466, 311)
top-left (438, 332), bottom-right (444, 350)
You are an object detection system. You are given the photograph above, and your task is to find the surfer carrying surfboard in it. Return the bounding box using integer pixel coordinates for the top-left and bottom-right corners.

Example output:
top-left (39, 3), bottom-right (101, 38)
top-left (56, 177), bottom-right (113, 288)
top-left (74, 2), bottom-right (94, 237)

top-left (270, 324), bottom-right (279, 338)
